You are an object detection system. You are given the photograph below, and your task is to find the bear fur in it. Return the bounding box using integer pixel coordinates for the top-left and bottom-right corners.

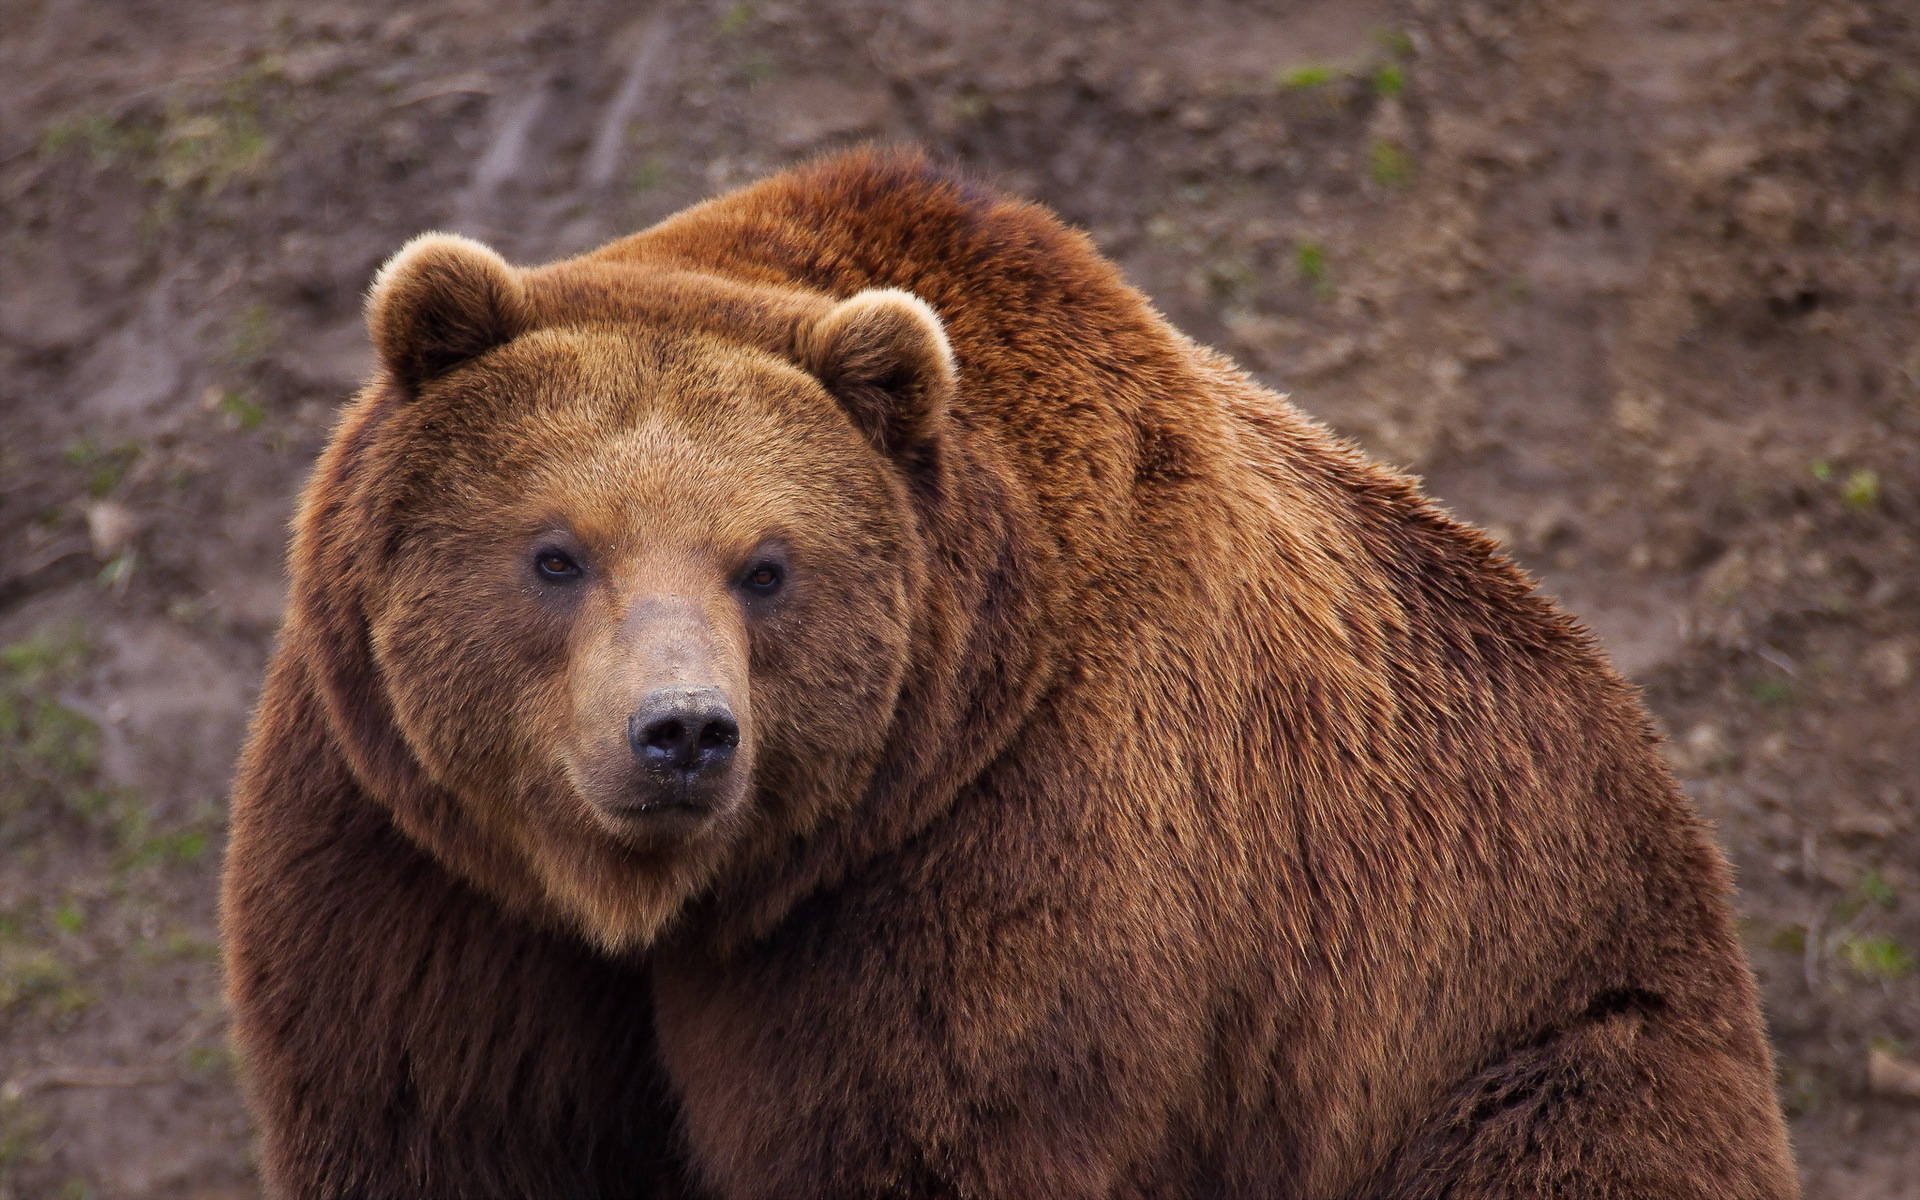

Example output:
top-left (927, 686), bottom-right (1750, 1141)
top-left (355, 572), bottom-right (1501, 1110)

top-left (222, 148), bottom-right (1797, 1199)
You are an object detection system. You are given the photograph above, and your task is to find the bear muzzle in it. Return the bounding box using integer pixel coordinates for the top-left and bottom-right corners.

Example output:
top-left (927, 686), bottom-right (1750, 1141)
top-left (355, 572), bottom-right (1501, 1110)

top-left (601, 686), bottom-right (744, 820)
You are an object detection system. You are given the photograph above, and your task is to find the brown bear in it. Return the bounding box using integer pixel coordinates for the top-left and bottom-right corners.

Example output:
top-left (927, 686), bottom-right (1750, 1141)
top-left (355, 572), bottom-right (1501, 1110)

top-left (222, 147), bottom-right (1798, 1199)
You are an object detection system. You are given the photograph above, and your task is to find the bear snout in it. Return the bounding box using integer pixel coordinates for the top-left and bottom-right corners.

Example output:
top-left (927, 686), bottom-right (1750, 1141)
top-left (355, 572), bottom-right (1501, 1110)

top-left (630, 688), bottom-right (739, 779)
top-left (563, 688), bottom-right (751, 843)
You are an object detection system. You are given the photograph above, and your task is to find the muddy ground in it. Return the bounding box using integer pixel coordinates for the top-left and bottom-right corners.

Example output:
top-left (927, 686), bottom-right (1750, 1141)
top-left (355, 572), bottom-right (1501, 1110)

top-left (1, 0), bottom-right (1915, 1195)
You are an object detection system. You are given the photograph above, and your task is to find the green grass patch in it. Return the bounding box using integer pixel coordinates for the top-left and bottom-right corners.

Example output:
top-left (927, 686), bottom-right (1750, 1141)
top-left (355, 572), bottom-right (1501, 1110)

top-left (1368, 138), bottom-right (1415, 188)
top-left (1811, 461), bottom-right (1884, 510)
top-left (50, 899), bottom-right (85, 935)
top-left (134, 924), bottom-right (220, 966)
top-left (0, 626), bottom-right (88, 685)
top-left (1776, 1063), bottom-right (1821, 1118)
top-left (630, 155), bottom-right (666, 194)
top-left (1841, 467), bottom-right (1881, 511)
top-left (184, 1040), bottom-right (235, 1079)
top-left (1294, 240), bottom-right (1332, 298)
top-left (37, 111), bottom-right (161, 168)
top-left (948, 90), bottom-right (989, 125)
top-left (96, 553), bottom-right (137, 593)
top-left (0, 625), bottom-right (147, 849)
top-left (740, 53), bottom-right (777, 86)
top-left (1204, 258), bottom-right (1258, 304)
top-left (0, 627), bottom-right (102, 821)
top-left (219, 389), bottom-right (265, 431)
top-left (44, 63), bottom-right (283, 231)
top-left (1856, 869), bottom-right (1898, 910)
top-left (1279, 36), bottom-right (1411, 96)
top-left (153, 75), bottom-right (274, 207)
top-left (1837, 933), bottom-right (1916, 981)
top-left (1766, 923), bottom-right (1807, 954)
top-left (0, 949), bottom-right (94, 1021)
top-left (1276, 64), bottom-right (1337, 90)
top-left (715, 1), bottom-right (755, 36)
top-left (227, 301), bottom-right (278, 366)
top-left (125, 827), bottom-right (211, 869)
top-left (61, 437), bottom-right (141, 498)
top-left (0, 1097), bottom-right (47, 1175)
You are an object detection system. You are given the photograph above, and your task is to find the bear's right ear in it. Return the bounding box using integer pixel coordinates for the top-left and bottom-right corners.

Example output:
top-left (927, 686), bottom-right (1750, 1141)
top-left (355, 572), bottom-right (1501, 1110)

top-left (366, 233), bottom-right (530, 395)
top-left (795, 289), bottom-right (955, 464)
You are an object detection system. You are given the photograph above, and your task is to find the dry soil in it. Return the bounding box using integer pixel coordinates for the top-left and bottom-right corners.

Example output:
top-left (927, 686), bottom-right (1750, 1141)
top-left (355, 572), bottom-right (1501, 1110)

top-left (1, 0), bottom-right (1916, 1195)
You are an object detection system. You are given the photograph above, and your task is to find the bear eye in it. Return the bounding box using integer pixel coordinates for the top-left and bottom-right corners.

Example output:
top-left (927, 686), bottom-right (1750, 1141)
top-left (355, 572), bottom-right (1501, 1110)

top-left (740, 561), bottom-right (784, 596)
top-left (533, 548), bottom-right (583, 582)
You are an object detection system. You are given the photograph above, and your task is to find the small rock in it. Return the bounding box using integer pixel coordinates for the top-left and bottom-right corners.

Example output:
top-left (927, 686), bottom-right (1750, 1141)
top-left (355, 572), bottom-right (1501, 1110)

top-left (1698, 546), bottom-right (1752, 604)
top-left (1865, 576), bottom-right (1902, 608)
top-left (1124, 67), bottom-right (1171, 114)
top-left (1519, 502), bottom-right (1577, 555)
top-left (1611, 390), bottom-right (1665, 439)
top-left (86, 501), bottom-right (138, 562)
top-left (1861, 638), bottom-right (1915, 694)
top-left (1429, 112), bottom-right (1539, 169)
top-left (279, 45), bottom-right (351, 88)
top-left (379, 12), bottom-right (427, 44)
top-left (1460, 334), bottom-right (1504, 366)
top-left (1831, 812), bottom-right (1899, 842)
top-left (1428, 355), bottom-right (1465, 389)
top-left (1291, 335), bottom-right (1362, 380)
top-left (1220, 311), bottom-right (1285, 347)
top-left (1431, 262), bottom-right (1473, 297)
top-left (1867, 1047), bottom-right (1920, 1102)
top-left (1736, 177), bottom-right (1799, 242)
top-left (1818, 857), bottom-right (1860, 890)
top-left (1679, 723), bottom-right (1730, 774)
top-left (1684, 137), bottom-right (1762, 189)
top-left (1175, 103), bottom-right (1216, 133)
top-left (0, 264), bottom-right (99, 351)
top-left (1368, 97), bottom-right (1410, 147)
top-left (1756, 733), bottom-right (1788, 764)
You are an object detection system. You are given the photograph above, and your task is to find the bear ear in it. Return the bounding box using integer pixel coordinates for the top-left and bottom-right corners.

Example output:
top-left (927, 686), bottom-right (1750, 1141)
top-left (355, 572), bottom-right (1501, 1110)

top-left (796, 289), bottom-right (955, 461)
top-left (366, 233), bottom-right (531, 394)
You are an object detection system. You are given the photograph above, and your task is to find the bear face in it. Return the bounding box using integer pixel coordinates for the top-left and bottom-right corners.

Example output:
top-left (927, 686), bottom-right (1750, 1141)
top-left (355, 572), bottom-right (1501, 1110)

top-left (317, 235), bottom-right (958, 950)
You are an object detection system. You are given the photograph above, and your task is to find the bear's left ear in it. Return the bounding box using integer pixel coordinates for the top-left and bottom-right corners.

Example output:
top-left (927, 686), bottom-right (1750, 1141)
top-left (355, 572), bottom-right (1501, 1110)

top-left (796, 289), bottom-right (955, 462)
top-left (365, 233), bottom-right (531, 395)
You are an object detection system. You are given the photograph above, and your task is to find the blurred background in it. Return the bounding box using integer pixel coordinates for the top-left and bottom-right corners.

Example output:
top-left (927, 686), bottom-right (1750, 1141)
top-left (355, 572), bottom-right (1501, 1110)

top-left (1, 0), bottom-right (1915, 1195)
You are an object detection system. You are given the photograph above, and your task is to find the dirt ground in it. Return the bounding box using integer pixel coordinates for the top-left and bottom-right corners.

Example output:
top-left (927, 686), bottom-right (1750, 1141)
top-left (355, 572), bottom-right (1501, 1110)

top-left (1, 0), bottom-right (1915, 1195)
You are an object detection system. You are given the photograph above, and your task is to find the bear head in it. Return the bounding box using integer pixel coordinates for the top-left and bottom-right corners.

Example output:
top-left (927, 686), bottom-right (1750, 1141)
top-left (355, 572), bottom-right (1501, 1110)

top-left (290, 233), bottom-right (959, 952)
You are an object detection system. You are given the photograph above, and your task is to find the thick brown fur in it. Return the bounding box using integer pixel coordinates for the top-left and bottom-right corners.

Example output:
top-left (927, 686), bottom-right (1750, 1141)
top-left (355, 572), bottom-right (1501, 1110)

top-left (223, 147), bottom-right (1797, 1199)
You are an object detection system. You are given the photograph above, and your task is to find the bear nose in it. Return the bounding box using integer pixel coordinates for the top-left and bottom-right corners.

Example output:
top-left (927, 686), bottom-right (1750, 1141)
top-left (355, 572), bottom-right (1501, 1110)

top-left (628, 688), bottom-right (739, 779)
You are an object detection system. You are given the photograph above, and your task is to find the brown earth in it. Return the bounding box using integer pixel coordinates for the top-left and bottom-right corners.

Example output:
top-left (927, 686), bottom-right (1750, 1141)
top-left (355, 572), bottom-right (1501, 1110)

top-left (1, 0), bottom-right (1915, 1196)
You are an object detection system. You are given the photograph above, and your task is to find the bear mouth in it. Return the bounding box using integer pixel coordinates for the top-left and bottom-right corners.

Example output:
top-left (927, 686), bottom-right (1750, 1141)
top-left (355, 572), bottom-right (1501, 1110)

top-left (585, 775), bottom-right (748, 847)
top-left (606, 796), bottom-right (711, 822)
top-left (584, 799), bottom-right (717, 851)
